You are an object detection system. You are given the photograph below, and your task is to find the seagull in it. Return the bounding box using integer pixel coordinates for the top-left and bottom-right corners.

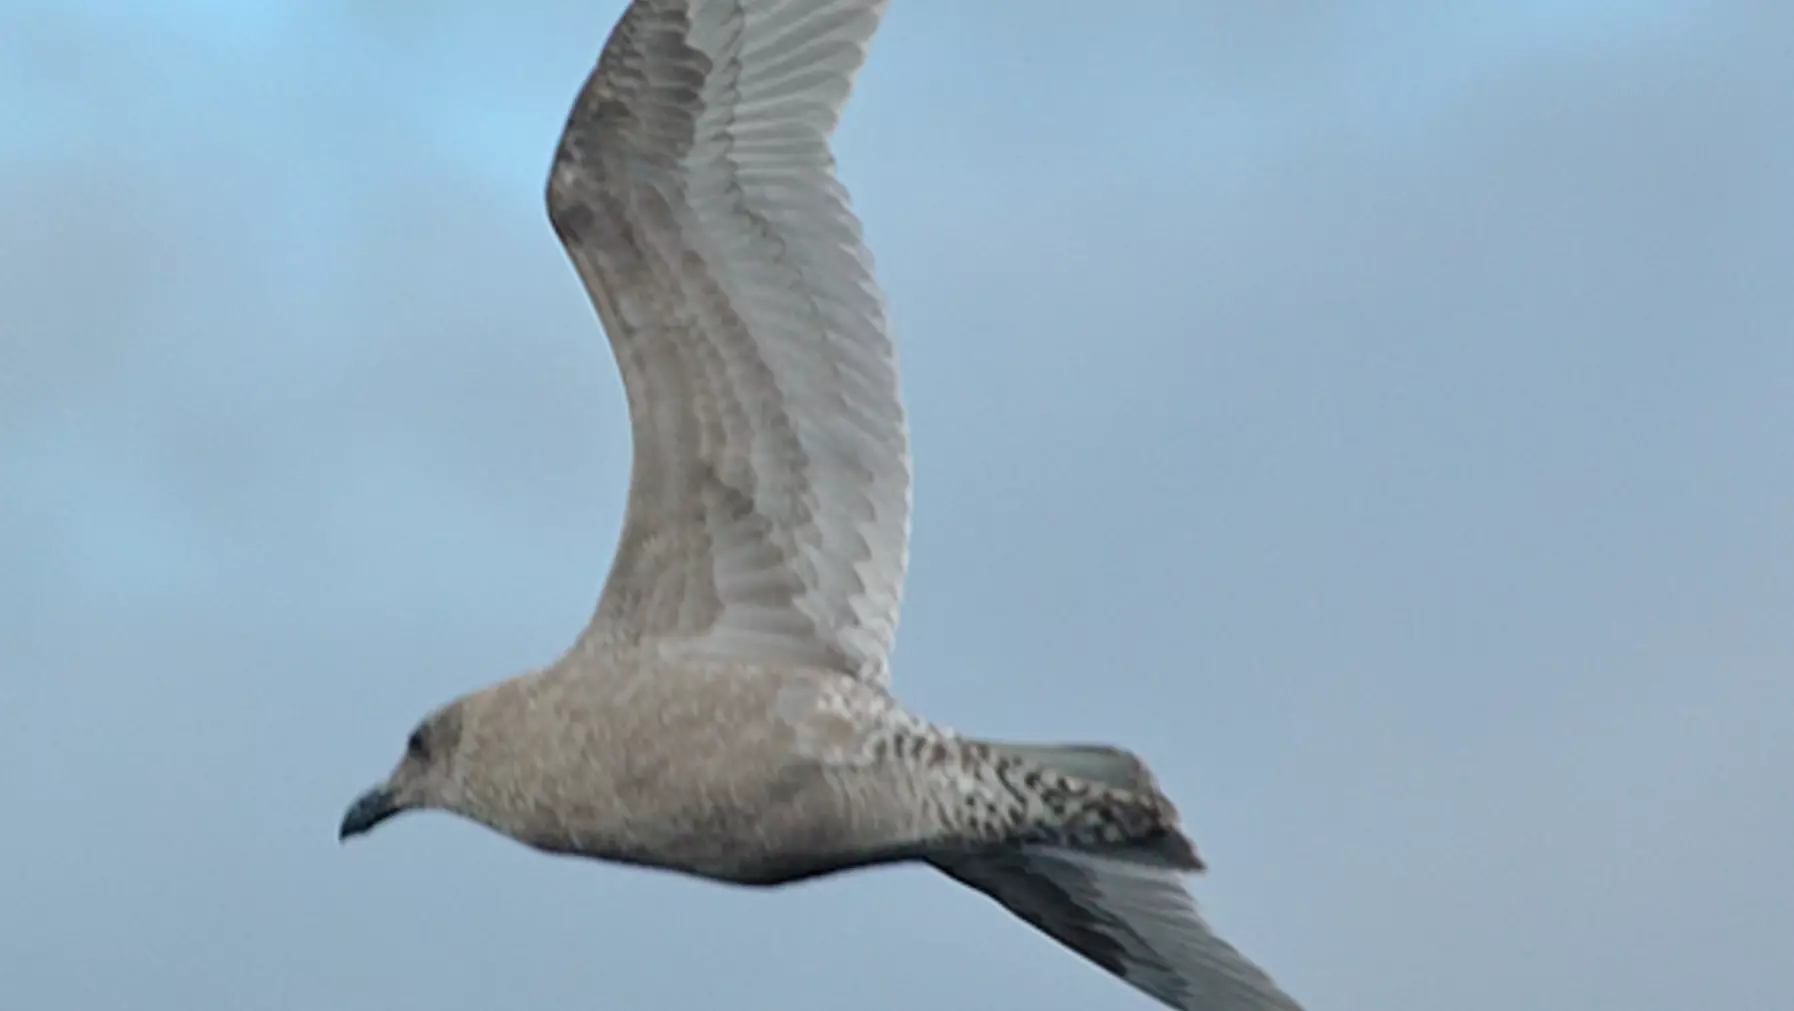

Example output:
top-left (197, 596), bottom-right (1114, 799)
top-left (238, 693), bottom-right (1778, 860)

top-left (339, 2), bottom-right (1305, 1008)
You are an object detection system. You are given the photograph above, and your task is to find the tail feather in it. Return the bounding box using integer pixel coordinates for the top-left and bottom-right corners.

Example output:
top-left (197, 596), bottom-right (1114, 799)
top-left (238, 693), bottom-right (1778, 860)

top-left (931, 846), bottom-right (1304, 1011)
top-left (980, 740), bottom-right (1162, 795)
top-left (977, 738), bottom-right (1203, 871)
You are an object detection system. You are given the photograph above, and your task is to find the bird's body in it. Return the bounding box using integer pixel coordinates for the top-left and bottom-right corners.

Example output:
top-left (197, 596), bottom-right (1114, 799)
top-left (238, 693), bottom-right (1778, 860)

top-left (434, 650), bottom-right (939, 884)
top-left (339, 1), bottom-right (1307, 1008)
top-left (440, 644), bottom-right (1193, 887)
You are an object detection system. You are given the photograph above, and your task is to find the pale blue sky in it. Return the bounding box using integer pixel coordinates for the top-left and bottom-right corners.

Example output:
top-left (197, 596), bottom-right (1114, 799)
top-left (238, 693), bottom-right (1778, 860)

top-left (3, 2), bottom-right (1791, 1009)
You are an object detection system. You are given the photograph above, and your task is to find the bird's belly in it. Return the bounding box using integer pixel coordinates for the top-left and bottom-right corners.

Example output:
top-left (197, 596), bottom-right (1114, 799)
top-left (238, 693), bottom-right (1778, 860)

top-left (613, 750), bottom-right (871, 885)
top-left (507, 714), bottom-right (844, 883)
top-left (512, 663), bottom-right (922, 885)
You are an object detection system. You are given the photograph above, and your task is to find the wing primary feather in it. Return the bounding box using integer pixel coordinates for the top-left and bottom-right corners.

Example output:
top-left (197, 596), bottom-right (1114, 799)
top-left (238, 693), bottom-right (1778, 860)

top-left (933, 848), bottom-right (1307, 1010)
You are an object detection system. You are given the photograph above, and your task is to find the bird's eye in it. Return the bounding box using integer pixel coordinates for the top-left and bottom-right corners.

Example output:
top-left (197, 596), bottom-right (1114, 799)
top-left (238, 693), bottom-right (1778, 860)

top-left (406, 728), bottom-right (428, 759)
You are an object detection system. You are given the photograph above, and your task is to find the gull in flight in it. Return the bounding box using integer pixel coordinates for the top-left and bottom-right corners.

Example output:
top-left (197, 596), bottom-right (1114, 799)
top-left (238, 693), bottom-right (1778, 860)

top-left (339, 2), bottom-right (1306, 1008)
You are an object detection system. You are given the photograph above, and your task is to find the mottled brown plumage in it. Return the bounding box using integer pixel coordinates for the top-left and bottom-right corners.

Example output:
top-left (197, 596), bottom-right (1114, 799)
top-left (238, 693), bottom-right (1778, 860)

top-left (339, 2), bottom-right (1305, 1009)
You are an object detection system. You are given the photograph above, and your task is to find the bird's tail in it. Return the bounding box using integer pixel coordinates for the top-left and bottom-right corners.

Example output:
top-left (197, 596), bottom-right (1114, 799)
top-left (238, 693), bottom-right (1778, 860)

top-left (975, 740), bottom-right (1164, 793)
top-left (975, 738), bottom-right (1204, 871)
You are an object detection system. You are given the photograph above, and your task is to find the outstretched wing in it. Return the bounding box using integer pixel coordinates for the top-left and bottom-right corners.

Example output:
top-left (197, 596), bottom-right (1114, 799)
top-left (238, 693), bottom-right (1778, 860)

top-left (934, 848), bottom-right (1307, 1011)
top-left (547, 0), bottom-right (907, 683)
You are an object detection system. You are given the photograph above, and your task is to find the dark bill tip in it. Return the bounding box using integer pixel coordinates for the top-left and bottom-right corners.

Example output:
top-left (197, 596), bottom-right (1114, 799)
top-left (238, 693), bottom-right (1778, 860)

top-left (339, 784), bottom-right (400, 841)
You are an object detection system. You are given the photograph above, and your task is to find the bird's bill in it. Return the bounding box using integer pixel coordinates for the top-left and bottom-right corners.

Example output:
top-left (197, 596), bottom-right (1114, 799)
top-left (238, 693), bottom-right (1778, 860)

top-left (339, 783), bottom-right (401, 840)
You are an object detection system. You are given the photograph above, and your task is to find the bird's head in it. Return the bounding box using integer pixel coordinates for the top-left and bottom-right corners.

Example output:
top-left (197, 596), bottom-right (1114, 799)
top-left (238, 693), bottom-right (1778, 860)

top-left (338, 700), bottom-right (468, 841)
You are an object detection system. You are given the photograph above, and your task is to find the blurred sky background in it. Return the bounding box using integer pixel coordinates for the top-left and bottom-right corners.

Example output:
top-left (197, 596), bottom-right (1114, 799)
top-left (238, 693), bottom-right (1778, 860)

top-left (3, 1), bottom-right (1791, 1009)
